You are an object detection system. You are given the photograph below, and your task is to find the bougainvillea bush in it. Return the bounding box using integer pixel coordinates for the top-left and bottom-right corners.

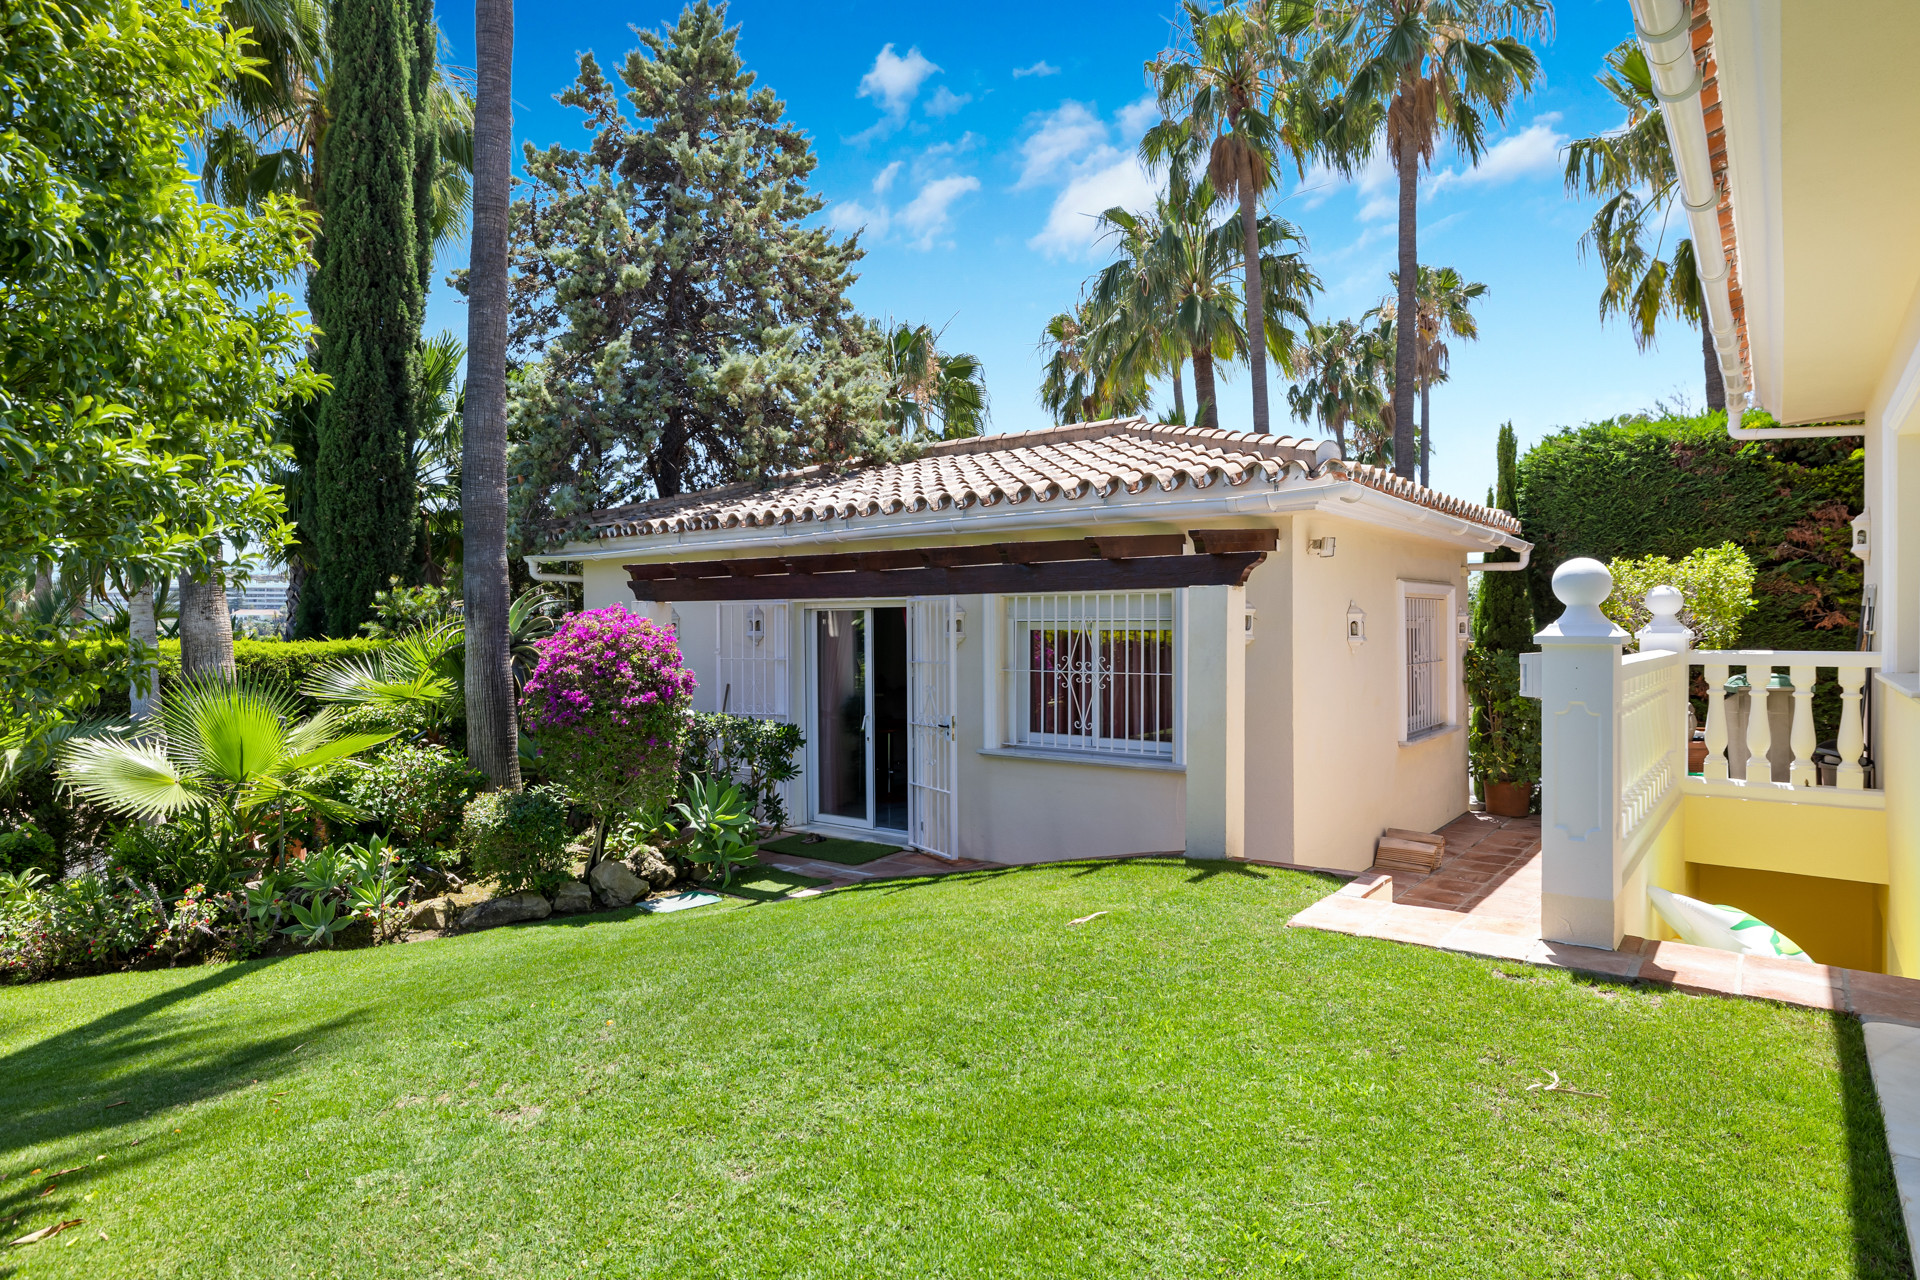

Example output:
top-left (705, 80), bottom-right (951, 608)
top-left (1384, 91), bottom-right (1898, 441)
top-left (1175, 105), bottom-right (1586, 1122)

top-left (519, 607), bottom-right (697, 866)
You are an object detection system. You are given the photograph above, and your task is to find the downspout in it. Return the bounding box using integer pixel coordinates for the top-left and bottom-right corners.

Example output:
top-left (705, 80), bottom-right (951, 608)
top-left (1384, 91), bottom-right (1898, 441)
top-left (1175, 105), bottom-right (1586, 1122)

top-left (1465, 545), bottom-right (1531, 573)
top-left (1630, 0), bottom-right (1854, 441)
top-left (525, 557), bottom-right (584, 583)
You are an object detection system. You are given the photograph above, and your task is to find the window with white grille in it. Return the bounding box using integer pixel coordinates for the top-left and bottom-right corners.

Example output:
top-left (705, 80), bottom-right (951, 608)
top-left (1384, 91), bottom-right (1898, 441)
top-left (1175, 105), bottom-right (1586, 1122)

top-left (715, 602), bottom-right (789, 719)
top-left (1399, 585), bottom-right (1455, 740)
top-left (1001, 592), bottom-right (1177, 759)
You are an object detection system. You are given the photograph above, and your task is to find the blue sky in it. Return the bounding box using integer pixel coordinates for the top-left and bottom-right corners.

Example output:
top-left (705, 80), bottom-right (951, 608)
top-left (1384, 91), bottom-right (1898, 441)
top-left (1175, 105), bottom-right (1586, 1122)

top-left (427, 0), bottom-right (1703, 505)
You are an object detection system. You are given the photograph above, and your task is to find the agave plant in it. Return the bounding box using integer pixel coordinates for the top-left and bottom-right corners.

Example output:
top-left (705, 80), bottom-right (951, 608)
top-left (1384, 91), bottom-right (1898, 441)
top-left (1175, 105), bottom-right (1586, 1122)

top-left (57, 676), bottom-right (392, 883)
top-left (301, 623), bottom-right (463, 735)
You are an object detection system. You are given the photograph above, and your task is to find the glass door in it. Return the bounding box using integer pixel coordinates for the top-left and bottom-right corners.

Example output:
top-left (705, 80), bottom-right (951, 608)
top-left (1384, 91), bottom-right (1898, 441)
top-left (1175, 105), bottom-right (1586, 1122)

top-left (812, 607), bottom-right (909, 832)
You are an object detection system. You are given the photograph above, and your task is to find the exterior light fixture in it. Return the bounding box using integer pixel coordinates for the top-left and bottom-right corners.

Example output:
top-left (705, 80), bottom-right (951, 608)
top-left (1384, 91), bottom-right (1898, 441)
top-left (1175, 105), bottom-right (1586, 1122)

top-left (1456, 608), bottom-right (1471, 644)
top-left (952, 605), bottom-right (967, 643)
top-left (746, 604), bottom-right (765, 645)
top-left (669, 607), bottom-right (682, 634)
top-left (1851, 509), bottom-right (1870, 562)
top-left (1244, 605), bottom-right (1257, 644)
top-left (1309, 536), bottom-right (1337, 558)
top-left (1346, 602), bottom-right (1366, 649)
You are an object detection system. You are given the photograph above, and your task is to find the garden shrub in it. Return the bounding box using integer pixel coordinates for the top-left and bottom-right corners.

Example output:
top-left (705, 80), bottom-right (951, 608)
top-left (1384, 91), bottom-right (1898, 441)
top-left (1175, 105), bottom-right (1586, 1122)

top-left (1464, 649), bottom-right (1540, 791)
top-left (348, 743), bottom-right (485, 848)
top-left (0, 873), bottom-right (161, 983)
top-left (107, 822), bottom-right (226, 897)
top-left (0, 821), bottom-right (58, 877)
top-left (53, 638), bottom-right (392, 718)
top-left (1518, 411), bottom-right (1863, 650)
top-left (461, 787), bottom-right (573, 895)
top-left (1602, 543), bottom-right (1757, 651)
top-left (683, 713), bottom-right (804, 831)
top-left (520, 607), bottom-right (696, 865)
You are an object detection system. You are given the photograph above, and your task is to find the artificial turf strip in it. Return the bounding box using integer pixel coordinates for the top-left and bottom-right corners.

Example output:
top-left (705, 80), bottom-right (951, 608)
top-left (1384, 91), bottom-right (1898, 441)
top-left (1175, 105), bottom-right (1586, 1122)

top-left (1, 859), bottom-right (1909, 1279)
top-left (722, 865), bottom-right (832, 903)
top-left (758, 833), bottom-right (903, 865)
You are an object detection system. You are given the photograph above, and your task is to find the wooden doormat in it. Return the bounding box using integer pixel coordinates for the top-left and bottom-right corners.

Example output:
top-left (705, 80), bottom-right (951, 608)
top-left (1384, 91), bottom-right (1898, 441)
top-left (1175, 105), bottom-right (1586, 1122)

top-left (1373, 829), bottom-right (1445, 876)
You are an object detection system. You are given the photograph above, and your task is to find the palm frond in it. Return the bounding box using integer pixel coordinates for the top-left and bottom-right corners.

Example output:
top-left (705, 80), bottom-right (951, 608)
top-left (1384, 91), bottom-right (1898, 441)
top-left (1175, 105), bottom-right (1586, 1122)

top-left (58, 738), bottom-right (203, 821)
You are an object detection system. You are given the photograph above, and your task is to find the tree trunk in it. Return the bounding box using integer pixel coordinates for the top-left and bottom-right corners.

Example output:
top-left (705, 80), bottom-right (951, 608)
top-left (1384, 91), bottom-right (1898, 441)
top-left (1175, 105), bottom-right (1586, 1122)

top-left (462, 0), bottom-right (523, 790)
top-left (1393, 131), bottom-right (1420, 479)
top-left (1701, 322), bottom-right (1726, 413)
top-left (1418, 378), bottom-right (1432, 488)
top-left (281, 560), bottom-right (306, 641)
top-left (128, 583), bottom-right (160, 721)
top-left (1239, 169), bottom-right (1268, 435)
top-left (178, 552), bottom-right (236, 679)
top-left (1171, 355), bottom-right (1186, 425)
top-left (1191, 344), bottom-right (1220, 432)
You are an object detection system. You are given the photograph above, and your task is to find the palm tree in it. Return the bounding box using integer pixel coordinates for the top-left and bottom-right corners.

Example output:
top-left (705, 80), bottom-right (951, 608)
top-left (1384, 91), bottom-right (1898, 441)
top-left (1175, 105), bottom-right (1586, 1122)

top-left (415, 331), bottom-right (466, 583)
top-left (462, 0), bottom-right (522, 790)
top-left (58, 677), bottom-right (392, 881)
top-left (1286, 317), bottom-right (1384, 459)
top-left (302, 623), bottom-right (464, 736)
top-left (200, 0), bottom-right (474, 249)
top-left (1144, 0), bottom-right (1318, 435)
top-left (1563, 39), bottom-right (1718, 411)
top-left (879, 322), bottom-right (990, 441)
top-left (1327, 0), bottom-right (1548, 477)
top-left (1390, 265), bottom-right (1487, 486)
top-left (1037, 301), bottom-right (1154, 425)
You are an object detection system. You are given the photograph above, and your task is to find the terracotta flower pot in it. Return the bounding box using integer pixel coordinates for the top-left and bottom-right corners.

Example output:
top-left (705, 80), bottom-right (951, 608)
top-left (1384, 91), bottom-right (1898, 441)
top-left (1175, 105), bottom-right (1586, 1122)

top-left (1687, 736), bottom-right (1708, 775)
top-left (1485, 780), bottom-right (1533, 818)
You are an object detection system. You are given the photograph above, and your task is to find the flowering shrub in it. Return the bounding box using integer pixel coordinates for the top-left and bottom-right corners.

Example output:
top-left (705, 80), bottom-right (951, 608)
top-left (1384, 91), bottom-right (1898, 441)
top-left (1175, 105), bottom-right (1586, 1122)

top-left (520, 607), bottom-right (696, 863)
top-left (0, 873), bottom-right (161, 983)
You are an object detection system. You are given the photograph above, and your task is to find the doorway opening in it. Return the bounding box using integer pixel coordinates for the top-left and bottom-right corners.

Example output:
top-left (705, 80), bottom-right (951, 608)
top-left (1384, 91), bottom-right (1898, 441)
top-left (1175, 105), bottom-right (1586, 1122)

top-left (813, 606), bottom-right (909, 833)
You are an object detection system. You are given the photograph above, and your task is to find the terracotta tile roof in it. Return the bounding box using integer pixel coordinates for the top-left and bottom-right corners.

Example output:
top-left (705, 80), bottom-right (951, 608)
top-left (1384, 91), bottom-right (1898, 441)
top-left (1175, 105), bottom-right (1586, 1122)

top-left (564, 418), bottom-right (1524, 544)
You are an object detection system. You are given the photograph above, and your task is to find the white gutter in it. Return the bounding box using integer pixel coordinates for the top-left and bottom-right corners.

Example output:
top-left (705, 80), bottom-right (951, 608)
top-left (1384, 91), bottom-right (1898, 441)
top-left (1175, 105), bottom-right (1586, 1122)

top-left (1465, 547), bottom-right (1532, 573)
top-left (1631, 0), bottom-right (1856, 441)
top-left (526, 559), bottom-right (584, 583)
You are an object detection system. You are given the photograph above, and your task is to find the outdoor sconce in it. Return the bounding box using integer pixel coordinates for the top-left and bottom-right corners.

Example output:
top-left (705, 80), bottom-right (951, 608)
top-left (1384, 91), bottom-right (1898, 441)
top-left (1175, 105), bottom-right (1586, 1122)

top-left (669, 607), bottom-right (682, 634)
top-left (1851, 510), bottom-right (1871, 563)
top-left (1456, 608), bottom-right (1471, 645)
top-left (746, 604), bottom-right (765, 645)
top-left (1346, 602), bottom-right (1366, 649)
top-left (1244, 605), bottom-right (1257, 645)
top-left (1309, 536), bottom-right (1337, 558)
top-left (952, 606), bottom-right (967, 644)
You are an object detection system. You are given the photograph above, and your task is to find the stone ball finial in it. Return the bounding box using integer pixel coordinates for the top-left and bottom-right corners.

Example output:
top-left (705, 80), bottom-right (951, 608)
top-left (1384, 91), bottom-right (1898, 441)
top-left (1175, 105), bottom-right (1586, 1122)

top-left (1646, 584), bottom-right (1685, 621)
top-left (1551, 557), bottom-right (1614, 608)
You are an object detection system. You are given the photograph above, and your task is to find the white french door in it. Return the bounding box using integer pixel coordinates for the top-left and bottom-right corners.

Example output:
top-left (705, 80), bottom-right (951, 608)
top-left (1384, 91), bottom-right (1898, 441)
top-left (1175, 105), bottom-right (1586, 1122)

top-left (907, 597), bottom-right (958, 860)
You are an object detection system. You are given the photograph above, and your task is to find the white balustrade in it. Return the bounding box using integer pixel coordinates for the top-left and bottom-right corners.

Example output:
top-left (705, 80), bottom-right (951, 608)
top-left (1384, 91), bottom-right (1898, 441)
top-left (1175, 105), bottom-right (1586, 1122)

top-left (1688, 649), bottom-right (1879, 794)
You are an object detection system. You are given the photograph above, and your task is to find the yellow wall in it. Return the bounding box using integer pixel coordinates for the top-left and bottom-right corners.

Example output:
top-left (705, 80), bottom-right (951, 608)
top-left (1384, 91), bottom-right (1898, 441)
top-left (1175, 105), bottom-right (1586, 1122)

top-left (1680, 792), bottom-right (1888, 883)
top-left (1883, 681), bottom-right (1920, 977)
top-left (1690, 864), bottom-right (1885, 973)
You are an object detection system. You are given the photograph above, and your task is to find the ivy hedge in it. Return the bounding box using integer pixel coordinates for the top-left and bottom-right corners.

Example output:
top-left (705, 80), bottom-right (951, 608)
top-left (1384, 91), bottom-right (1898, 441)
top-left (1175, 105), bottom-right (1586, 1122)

top-left (1517, 411), bottom-right (1864, 651)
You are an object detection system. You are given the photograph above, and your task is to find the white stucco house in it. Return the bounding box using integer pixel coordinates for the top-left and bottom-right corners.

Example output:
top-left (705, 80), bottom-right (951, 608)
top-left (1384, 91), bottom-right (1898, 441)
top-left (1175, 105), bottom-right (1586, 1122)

top-left (530, 420), bottom-right (1528, 871)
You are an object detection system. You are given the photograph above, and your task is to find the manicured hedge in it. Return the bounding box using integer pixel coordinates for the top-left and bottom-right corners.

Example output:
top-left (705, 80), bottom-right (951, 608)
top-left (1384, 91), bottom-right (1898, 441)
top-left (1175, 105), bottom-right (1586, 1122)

top-left (75, 638), bottom-right (388, 717)
top-left (1517, 411), bottom-right (1864, 651)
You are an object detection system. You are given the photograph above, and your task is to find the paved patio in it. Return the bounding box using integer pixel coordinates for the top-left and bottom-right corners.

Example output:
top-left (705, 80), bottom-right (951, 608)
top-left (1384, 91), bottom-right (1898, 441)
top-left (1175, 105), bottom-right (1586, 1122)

top-left (757, 843), bottom-right (997, 888)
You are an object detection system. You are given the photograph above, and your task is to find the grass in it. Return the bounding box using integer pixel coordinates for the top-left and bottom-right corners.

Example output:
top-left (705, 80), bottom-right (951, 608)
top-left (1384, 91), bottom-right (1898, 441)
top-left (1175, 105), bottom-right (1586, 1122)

top-left (0, 858), bottom-right (1908, 1278)
top-left (721, 865), bottom-right (831, 903)
top-left (758, 833), bottom-right (902, 865)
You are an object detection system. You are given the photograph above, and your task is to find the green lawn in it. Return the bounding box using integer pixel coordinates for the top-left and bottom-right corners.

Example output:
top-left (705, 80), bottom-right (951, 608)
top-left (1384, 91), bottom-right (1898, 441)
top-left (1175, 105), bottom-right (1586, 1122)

top-left (1, 858), bottom-right (1908, 1278)
top-left (758, 833), bottom-right (902, 865)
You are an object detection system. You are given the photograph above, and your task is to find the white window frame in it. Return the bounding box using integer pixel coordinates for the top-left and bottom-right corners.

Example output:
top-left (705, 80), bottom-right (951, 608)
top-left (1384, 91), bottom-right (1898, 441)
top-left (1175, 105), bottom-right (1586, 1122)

top-left (715, 601), bottom-right (790, 720)
top-left (1397, 580), bottom-right (1459, 743)
top-left (986, 589), bottom-right (1185, 765)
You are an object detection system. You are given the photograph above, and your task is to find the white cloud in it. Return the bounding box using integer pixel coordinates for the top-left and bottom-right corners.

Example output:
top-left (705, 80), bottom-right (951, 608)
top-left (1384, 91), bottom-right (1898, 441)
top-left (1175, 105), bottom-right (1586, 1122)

top-left (1028, 155), bottom-right (1157, 258)
top-left (1115, 94), bottom-right (1161, 140)
top-left (925, 86), bottom-right (971, 118)
top-left (1016, 101), bottom-right (1109, 189)
top-left (900, 175), bottom-right (980, 249)
top-left (826, 198), bottom-right (890, 239)
top-left (922, 133), bottom-right (981, 159)
top-left (1013, 60), bottom-right (1060, 78)
top-left (1428, 118), bottom-right (1566, 194)
top-left (872, 161), bottom-right (903, 195)
top-left (858, 45), bottom-right (940, 119)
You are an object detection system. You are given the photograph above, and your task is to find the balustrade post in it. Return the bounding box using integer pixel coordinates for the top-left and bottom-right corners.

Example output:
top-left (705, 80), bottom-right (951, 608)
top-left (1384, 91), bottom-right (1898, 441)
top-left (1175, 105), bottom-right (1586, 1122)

top-left (1702, 663), bottom-right (1730, 781)
top-left (1536, 559), bottom-right (1630, 950)
top-left (1789, 664), bottom-right (1817, 786)
top-left (1742, 668), bottom-right (1772, 781)
top-left (1837, 665), bottom-right (1867, 790)
top-left (1637, 586), bottom-right (1692, 787)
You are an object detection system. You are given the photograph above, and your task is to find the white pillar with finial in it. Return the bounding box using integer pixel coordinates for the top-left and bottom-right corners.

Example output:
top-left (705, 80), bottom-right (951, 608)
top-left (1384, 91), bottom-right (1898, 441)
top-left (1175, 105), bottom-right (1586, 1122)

top-left (1536, 558), bottom-right (1631, 950)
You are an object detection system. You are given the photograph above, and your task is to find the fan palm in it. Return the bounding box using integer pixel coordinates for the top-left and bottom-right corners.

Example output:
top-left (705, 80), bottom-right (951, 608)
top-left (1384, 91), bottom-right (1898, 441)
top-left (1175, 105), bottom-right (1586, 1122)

top-left (1324, 0), bottom-right (1548, 477)
top-left (57, 677), bottom-right (391, 881)
top-left (1563, 39), bottom-right (1717, 410)
top-left (301, 623), bottom-right (463, 734)
top-left (1389, 265), bottom-right (1487, 486)
top-left (1144, 0), bottom-right (1321, 435)
top-left (879, 322), bottom-right (990, 441)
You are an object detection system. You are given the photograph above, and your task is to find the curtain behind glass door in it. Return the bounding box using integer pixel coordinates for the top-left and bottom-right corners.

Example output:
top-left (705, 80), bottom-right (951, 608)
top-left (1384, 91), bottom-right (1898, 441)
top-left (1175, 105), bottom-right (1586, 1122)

top-left (816, 610), bottom-right (868, 821)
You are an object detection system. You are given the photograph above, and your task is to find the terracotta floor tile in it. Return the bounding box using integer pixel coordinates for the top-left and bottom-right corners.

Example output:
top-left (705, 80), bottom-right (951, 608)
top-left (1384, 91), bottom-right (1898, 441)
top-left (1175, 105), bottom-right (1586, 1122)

top-left (1359, 906), bottom-right (1466, 946)
top-left (1741, 957), bottom-right (1844, 1010)
top-left (1529, 939), bottom-right (1645, 980)
top-left (1847, 972), bottom-right (1920, 1026)
top-left (1445, 929), bottom-right (1540, 962)
top-left (1640, 940), bottom-right (1743, 995)
top-left (1289, 895), bottom-right (1390, 932)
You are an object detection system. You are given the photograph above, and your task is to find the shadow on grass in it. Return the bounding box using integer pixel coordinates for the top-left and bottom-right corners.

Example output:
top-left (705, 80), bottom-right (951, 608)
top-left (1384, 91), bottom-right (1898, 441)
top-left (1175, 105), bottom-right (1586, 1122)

top-left (825, 854), bottom-right (1280, 903)
top-left (0, 956), bottom-right (364, 1177)
top-left (1832, 1014), bottom-right (1917, 1278)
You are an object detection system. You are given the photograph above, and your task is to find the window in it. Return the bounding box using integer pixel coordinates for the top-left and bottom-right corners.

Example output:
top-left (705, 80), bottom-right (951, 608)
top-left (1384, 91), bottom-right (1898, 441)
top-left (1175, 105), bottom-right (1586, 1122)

top-left (1398, 582), bottom-right (1457, 741)
top-left (716, 601), bottom-right (789, 718)
top-left (1001, 592), bottom-right (1177, 759)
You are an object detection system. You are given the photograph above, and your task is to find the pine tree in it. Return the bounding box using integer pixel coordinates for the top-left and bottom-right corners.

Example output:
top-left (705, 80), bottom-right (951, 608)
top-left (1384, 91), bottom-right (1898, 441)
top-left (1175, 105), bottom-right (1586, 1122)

top-left (506, 2), bottom-right (897, 544)
top-left (1473, 421), bottom-right (1533, 651)
top-left (309, 0), bottom-right (436, 635)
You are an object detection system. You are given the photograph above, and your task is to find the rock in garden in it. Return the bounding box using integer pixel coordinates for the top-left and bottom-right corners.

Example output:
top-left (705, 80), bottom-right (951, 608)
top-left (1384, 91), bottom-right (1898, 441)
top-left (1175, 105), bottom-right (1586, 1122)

top-left (457, 891), bottom-right (553, 931)
top-left (407, 897), bottom-right (452, 931)
top-left (551, 880), bottom-right (593, 914)
top-left (589, 858), bottom-right (645, 908)
top-left (630, 854), bottom-right (676, 890)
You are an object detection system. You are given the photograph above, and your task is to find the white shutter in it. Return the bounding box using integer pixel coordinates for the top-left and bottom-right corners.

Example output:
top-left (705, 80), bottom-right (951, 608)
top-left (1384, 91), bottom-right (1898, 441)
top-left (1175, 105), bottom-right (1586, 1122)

top-left (908, 597), bottom-right (958, 860)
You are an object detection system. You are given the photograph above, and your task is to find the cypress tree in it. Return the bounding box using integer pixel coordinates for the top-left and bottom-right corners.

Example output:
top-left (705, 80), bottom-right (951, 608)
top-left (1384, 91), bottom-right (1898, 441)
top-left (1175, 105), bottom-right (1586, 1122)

top-left (310, 0), bottom-right (435, 635)
top-left (1473, 421), bottom-right (1534, 651)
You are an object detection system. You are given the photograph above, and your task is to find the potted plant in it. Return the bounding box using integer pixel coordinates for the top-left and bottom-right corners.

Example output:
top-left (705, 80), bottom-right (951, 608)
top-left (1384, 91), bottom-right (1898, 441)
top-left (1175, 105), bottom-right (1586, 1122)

top-left (1464, 648), bottom-right (1540, 817)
